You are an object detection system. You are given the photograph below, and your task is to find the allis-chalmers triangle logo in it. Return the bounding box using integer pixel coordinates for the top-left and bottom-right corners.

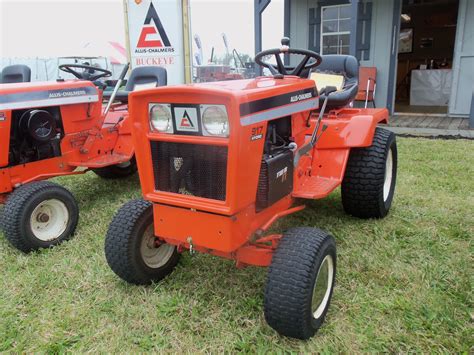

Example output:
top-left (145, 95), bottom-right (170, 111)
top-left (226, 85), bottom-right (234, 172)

top-left (136, 2), bottom-right (172, 49)
top-left (180, 111), bottom-right (194, 128)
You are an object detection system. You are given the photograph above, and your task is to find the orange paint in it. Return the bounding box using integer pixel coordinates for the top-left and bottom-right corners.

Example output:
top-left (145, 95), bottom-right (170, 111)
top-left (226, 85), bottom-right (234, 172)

top-left (129, 76), bottom-right (389, 267)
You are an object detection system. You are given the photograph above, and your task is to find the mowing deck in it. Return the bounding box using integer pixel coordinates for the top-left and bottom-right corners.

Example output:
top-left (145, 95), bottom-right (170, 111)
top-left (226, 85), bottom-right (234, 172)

top-left (385, 114), bottom-right (473, 138)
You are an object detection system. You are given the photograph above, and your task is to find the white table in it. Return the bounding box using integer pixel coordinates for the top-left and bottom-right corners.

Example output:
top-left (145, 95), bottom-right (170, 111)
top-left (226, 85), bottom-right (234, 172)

top-left (410, 69), bottom-right (452, 106)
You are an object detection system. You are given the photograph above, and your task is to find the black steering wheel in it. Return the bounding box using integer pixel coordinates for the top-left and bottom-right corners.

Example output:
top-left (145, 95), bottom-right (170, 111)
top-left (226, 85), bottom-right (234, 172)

top-left (254, 37), bottom-right (323, 77)
top-left (59, 64), bottom-right (112, 81)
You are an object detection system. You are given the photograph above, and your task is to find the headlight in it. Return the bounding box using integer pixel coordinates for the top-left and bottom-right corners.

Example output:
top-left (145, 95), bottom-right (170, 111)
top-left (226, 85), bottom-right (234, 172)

top-left (149, 104), bottom-right (173, 133)
top-left (201, 105), bottom-right (229, 137)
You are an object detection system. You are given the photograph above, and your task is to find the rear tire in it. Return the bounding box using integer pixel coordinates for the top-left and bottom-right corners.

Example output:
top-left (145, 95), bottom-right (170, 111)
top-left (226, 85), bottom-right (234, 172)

top-left (105, 199), bottom-right (180, 285)
top-left (341, 127), bottom-right (397, 218)
top-left (2, 181), bottom-right (79, 253)
top-left (92, 157), bottom-right (137, 179)
top-left (264, 227), bottom-right (337, 339)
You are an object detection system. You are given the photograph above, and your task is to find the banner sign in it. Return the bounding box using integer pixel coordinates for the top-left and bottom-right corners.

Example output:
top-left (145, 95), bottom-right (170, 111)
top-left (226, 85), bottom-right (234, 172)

top-left (126, 0), bottom-right (187, 84)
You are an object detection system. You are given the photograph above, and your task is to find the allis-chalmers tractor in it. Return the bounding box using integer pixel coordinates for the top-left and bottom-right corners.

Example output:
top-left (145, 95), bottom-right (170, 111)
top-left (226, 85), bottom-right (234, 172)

top-left (0, 63), bottom-right (166, 252)
top-left (105, 39), bottom-right (398, 339)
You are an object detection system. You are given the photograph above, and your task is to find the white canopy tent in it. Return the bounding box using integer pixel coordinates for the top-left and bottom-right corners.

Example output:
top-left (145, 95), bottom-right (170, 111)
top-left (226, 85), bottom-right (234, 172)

top-left (0, 41), bottom-right (128, 82)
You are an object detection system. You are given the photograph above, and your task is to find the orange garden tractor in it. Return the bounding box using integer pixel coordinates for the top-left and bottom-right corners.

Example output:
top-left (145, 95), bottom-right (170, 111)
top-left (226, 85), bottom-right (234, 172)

top-left (105, 39), bottom-right (398, 339)
top-left (0, 63), bottom-right (166, 252)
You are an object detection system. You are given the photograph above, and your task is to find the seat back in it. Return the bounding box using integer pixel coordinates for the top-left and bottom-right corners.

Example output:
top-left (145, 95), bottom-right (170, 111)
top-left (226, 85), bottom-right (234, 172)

top-left (1, 64), bottom-right (31, 83)
top-left (125, 66), bottom-right (167, 91)
top-left (312, 55), bottom-right (359, 109)
top-left (358, 66), bottom-right (376, 92)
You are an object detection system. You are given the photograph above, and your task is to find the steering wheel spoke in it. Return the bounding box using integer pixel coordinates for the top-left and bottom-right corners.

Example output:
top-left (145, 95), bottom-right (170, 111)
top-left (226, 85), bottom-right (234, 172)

top-left (292, 55), bottom-right (310, 77)
top-left (275, 54), bottom-right (287, 75)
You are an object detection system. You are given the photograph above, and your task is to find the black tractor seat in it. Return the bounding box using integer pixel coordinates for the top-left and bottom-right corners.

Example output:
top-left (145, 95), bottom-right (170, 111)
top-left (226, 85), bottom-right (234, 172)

top-left (1, 64), bottom-right (31, 83)
top-left (103, 66), bottom-right (167, 103)
top-left (310, 55), bottom-right (359, 109)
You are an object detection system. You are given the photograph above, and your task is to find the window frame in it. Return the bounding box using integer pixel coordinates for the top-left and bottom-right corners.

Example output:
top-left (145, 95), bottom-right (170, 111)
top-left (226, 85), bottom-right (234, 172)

top-left (320, 3), bottom-right (351, 55)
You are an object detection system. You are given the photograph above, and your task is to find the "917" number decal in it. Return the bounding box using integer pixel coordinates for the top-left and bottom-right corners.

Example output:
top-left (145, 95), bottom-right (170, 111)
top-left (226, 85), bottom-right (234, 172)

top-left (251, 126), bottom-right (263, 141)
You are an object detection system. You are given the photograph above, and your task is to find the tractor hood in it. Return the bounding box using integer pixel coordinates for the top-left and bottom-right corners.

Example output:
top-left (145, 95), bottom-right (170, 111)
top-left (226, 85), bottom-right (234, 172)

top-left (129, 76), bottom-right (319, 127)
top-left (0, 80), bottom-right (99, 111)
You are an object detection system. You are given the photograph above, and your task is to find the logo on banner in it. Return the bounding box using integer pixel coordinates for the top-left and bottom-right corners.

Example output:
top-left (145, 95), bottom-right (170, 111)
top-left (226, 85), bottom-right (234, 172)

top-left (174, 107), bottom-right (199, 132)
top-left (136, 2), bottom-right (173, 52)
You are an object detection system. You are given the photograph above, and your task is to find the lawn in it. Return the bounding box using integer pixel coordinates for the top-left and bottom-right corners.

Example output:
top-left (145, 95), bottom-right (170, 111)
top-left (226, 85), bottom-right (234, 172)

top-left (0, 137), bottom-right (472, 352)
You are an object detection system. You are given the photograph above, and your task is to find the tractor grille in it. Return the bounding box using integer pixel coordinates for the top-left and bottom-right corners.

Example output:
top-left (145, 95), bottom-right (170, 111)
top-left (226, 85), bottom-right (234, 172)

top-left (150, 141), bottom-right (227, 201)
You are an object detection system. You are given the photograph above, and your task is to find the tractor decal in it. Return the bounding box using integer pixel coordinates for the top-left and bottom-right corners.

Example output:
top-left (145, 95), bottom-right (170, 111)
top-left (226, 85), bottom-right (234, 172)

top-left (174, 107), bottom-right (199, 132)
top-left (240, 87), bottom-right (317, 116)
top-left (137, 2), bottom-right (171, 49)
top-left (240, 97), bottom-right (318, 127)
top-left (0, 87), bottom-right (98, 111)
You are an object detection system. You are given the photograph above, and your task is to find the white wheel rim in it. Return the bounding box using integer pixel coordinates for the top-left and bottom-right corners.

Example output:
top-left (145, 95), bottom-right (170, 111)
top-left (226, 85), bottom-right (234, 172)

top-left (116, 161), bottom-right (131, 168)
top-left (140, 225), bottom-right (175, 269)
top-left (30, 199), bottom-right (69, 242)
top-left (312, 255), bottom-right (334, 319)
top-left (383, 149), bottom-right (393, 202)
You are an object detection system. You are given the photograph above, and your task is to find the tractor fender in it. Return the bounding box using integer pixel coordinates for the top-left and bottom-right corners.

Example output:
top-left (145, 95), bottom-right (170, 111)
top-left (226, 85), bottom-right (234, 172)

top-left (315, 109), bottom-right (389, 149)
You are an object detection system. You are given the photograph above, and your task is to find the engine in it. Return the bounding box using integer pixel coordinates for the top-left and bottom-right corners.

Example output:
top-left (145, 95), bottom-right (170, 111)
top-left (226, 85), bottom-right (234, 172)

top-left (8, 107), bottom-right (63, 167)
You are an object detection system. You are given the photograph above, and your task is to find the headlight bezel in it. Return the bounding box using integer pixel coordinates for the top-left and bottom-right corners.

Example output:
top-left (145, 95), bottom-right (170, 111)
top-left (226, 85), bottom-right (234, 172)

top-left (200, 104), bottom-right (230, 137)
top-left (149, 103), bottom-right (173, 133)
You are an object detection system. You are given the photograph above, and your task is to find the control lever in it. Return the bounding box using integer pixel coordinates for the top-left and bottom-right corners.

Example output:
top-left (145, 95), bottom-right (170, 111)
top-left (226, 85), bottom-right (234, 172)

top-left (293, 86), bottom-right (337, 166)
top-left (310, 86), bottom-right (336, 146)
top-left (103, 63), bottom-right (130, 117)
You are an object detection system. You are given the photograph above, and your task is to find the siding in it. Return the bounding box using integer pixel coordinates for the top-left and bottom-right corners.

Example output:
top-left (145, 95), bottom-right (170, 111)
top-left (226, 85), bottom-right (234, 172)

top-left (289, 0), bottom-right (396, 108)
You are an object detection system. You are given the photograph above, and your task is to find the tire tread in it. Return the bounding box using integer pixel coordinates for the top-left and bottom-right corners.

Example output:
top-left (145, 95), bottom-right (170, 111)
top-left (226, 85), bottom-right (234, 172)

top-left (264, 227), bottom-right (336, 339)
top-left (341, 127), bottom-right (397, 218)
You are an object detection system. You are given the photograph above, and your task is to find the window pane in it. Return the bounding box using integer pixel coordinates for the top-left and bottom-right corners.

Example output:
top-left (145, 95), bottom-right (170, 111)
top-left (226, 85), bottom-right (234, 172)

top-left (322, 20), bottom-right (338, 33)
top-left (339, 19), bottom-right (350, 32)
top-left (325, 46), bottom-right (339, 55)
top-left (323, 35), bottom-right (338, 47)
top-left (339, 5), bottom-right (351, 19)
top-left (322, 7), bottom-right (338, 20)
top-left (340, 46), bottom-right (350, 55)
top-left (339, 34), bottom-right (350, 46)
top-left (322, 35), bottom-right (338, 54)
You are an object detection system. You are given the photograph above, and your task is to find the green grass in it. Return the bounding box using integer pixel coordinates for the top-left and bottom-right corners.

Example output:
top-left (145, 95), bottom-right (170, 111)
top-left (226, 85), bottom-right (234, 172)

top-left (0, 137), bottom-right (472, 352)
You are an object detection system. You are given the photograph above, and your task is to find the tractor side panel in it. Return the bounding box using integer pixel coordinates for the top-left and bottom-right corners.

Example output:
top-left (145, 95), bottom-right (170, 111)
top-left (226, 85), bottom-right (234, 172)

top-left (1, 156), bottom-right (76, 195)
top-left (0, 169), bottom-right (12, 195)
top-left (0, 110), bottom-right (11, 168)
top-left (112, 112), bottom-right (135, 160)
top-left (60, 103), bottom-right (102, 139)
top-left (311, 148), bottom-right (350, 181)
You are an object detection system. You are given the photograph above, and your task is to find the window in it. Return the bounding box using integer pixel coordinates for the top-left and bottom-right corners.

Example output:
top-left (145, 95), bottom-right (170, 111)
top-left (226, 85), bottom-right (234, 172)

top-left (320, 4), bottom-right (351, 55)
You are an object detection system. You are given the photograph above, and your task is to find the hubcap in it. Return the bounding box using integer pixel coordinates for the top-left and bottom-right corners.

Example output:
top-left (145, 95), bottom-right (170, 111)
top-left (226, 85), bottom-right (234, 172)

top-left (311, 255), bottom-right (334, 319)
top-left (30, 199), bottom-right (69, 242)
top-left (383, 149), bottom-right (393, 202)
top-left (140, 225), bottom-right (175, 269)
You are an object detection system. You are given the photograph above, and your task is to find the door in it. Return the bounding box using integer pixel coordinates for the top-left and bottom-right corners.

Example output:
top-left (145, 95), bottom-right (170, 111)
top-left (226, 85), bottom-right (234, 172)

top-left (449, 0), bottom-right (474, 116)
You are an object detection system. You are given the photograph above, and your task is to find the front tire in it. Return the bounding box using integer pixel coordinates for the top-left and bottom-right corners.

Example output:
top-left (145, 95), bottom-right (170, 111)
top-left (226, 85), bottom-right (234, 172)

top-left (92, 157), bottom-right (137, 179)
top-left (341, 127), bottom-right (397, 218)
top-left (105, 199), bottom-right (180, 285)
top-left (264, 227), bottom-right (337, 339)
top-left (2, 181), bottom-right (79, 253)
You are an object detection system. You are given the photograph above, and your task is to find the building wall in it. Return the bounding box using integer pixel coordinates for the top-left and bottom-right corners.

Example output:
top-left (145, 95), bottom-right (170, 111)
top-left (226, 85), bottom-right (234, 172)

top-left (449, 0), bottom-right (474, 116)
top-left (289, 0), bottom-right (309, 52)
top-left (359, 0), bottom-right (395, 109)
top-left (289, 0), bottom-right (396, 108)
